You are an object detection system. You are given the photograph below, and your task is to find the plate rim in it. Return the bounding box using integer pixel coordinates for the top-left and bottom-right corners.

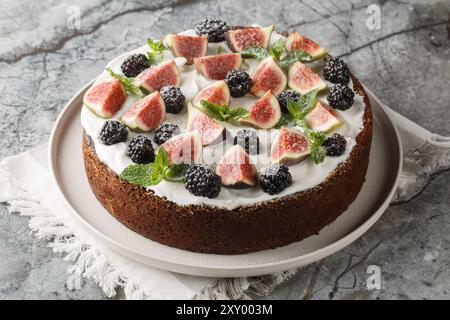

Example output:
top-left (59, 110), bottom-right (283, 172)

top-left (48, 81), bottom-right (403, 277)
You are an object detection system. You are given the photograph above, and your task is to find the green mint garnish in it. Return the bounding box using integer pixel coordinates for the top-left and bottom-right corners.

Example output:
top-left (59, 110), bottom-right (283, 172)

top-left (147, 38), bottom-right (165, 65)
top-left (120, 147), bottom-right (189, 187)
top-left (268, 39), bottom-right (286, 61)
top-left (200, 100), bottom-right (249, 123)
top-left (106, 68), bottom-right (144, 97)
top-left (308, 130), bottom-right (327, 164)
top-left (278, 50), bottom-right (313, 71)
top-left (241, 41), bottom-right (312, 71)
top-left (277, 89), bottom-right (326, 164)
top-left (215, 46), bottom-right (226, 54)
top-left (241, 45), bottom-right (268, 59)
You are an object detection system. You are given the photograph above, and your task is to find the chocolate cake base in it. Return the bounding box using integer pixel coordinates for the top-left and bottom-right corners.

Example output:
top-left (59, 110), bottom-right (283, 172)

top-left (82, 76), bottom-right (372, 254)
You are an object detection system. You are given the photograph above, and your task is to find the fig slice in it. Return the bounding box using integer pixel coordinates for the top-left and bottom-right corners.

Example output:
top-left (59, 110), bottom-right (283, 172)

top-left (225, 26), bottom-right (274, 53)
top-left (161, 130), bottom-right (202, 164)
top-left (270, 127), bottom-right (311, 165)
top-left (251, 56), bottom-right (287, 97)
top-left (83, 78), bottom-right (127, 118)
top-left (238, 91), bottom-right (281, 129)
top-left (121, 91), bottom-right (166, 132)
top-left (194, 53), bottom-right (242, 80)
top-left (192, 80), bottom-right (231, 109)
top-left (135, 60), bottom-right (181, 93)
top-left (305, 100), bottom-right (343, 132)
top-left (164, 33), bottom-right (208, 64)
top-left (288, 61), bottom-right (327, 94)
top-left (215, 145), bottom-right (258, 188)
top-left (286, 32), bottom-right (328, 60)
top-left (186, 103), bottom-right (225, 146)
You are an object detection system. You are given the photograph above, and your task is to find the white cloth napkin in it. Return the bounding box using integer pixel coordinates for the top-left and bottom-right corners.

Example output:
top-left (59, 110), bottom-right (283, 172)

top-left (1, 91), bottom-right (449, 299)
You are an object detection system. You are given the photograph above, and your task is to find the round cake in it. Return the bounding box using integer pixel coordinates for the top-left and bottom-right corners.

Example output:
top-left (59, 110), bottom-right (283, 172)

top-left (81, 19), bottom-right (372, 254)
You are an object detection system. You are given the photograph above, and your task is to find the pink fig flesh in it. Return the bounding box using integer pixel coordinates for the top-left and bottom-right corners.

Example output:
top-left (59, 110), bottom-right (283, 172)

top-left (194, 53), bottom-right (242, 80)
top-left (186, 103), bottom-right (225, 146)
top-left (165, 34), bottom-right (208, 64)
top-left (215, 145), bottom-right (257, 188)
top-left (162, 131), bottom-right (202, 164)
top-left (305, 100), bottom-right (343, 132)
top-left (135, 60), bottom-right (180, 92)
top-left (83, 78), bottom-right (126, 118)
top-left (251, 56), bottom-right (287, 97)
top-left (271, 127), bottom-right (311, 165)
top-left (238, 91), bottom-right (281, 129)
top-left (121, 91), bottom-right (165, 131)
top-left (288, 61), bottom-right (327, 94)
top-left (192, 80), bottom-right (231, 109)
top-left (286, 32), bottom-right (328, 59)
top-left (225, 26), bottom-right (273, 52)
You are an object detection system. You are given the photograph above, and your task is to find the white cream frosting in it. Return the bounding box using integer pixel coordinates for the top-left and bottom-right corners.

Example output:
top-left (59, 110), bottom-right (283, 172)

top-left (80, 29), bottom-right (366, 210)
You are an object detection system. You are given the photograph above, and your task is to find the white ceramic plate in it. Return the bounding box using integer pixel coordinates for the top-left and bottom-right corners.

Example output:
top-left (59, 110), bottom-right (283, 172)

top-left (49, 82), bottom-right (402, 277)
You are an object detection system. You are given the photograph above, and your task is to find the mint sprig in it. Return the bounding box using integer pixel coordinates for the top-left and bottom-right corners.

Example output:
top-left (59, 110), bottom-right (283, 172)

top-left (215, 46), bottom-right (226, 54)
top-left (200, 100), bottom-right (249, 123)
top-left (274, 89), bottom-right (326, 164)
top-left (268, 39), bottom-right (286, 61)
top-left (147, 38), bottom-right (165, 65)
top-left (277, 50), bottom-right (313, 71)
top-left (120, 147), bottom-right (189, 187)
top-left (241, 45), bottom-right (268, 59)
top-left (242, 40), bottom-right (312, 70)
top-left (106, 68), bottom-right (144, 97)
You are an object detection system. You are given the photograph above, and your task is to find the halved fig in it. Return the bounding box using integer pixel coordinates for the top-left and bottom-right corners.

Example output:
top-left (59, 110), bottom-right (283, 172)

top-left (161, 130), bottom-right (202, 164)
top-left (286, 32), bottom-right (328, 60)
top-left (83, 78), bottom-right (126, 118)
top-left (186, 103), bottom-right (225, 146)
top-left (135, 60), bottom-right (180, 93)
top-left (165, 34), bottom-right (208, 64)
top-left (271, 127), bottom-right (311, 165)
top-left (288, 61), bottom-right (327, 94)
top-left (215, 145), bottom-right (257, 188)
top-left (194, 53), bottom-right (242, 80)
top-left (251, 56), bottom-right (287, 97)
top-left (305, 100), bottom-right (343, 132)
top-left (238, 91), bottom-right (281, 129)
top-left (192, 80), bottom-right (231, 109)
top-left (121, 91), bottom-right (165, 131)
top-left (225, 26), bottom-right (273, 53)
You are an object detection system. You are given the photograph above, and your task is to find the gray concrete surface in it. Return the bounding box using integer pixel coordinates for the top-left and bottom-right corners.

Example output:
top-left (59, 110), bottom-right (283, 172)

top-left (0, 0), bottom-right (449, 299)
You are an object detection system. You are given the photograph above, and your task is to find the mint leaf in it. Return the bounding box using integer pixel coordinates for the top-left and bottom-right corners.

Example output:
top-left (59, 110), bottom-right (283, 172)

top-left (241, 45), bottom-right (268, 59)
top-left (164, 163), bottom-right (189, 182)
top-left (120, 164), bottom-right (160, 187)
top-left (200, 100), bottom-right (249, 123)
top-left (275, 113), bottom-right (293, 129)
top-left (278, 50), bottom-right (313, 71)
top-left (147, 38), bottom-right (165, 65)
top-left (308, 131), bottom-right (327, 164)
top-left (155, 146), bottom-right (169, 171)
top-left (268, 39), bottom-right (286, 61)
top-left (299, 89), bottom-right (319, 118)
top-left (106, 68), bottom-right (144, 97)
top-left (215, 46), bottom-right (226, 54)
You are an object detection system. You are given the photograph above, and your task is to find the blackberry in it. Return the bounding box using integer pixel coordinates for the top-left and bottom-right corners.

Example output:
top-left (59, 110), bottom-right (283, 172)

top-left (127, 135), bottom-right (155, 164)
top-left (153, 123), bottom-right (180, 145)
top-left (185, 164), bottom-right (221, 198)
top-left (225, 70), bottom-right (253, 97)
top-left (160, 85), bottom-right (185, 114)
top-left (327, 84), bottom-right (355, 110)
top-left (259, 164), bottom-right (293, 195)
top-left (277, 90), bottom-right (301, 113)
top-left (195, 18), bottom-right (229, 43)
top-left (323, 57), bottom-right (350, 85)
top-left (323, 133), bottom-right (346, 156)
top-left (98, 120), bottom-right (128, 145)
top-left (120, 54), bottom-right (150, 78)
top-left (233, 129), bottom-right (259, 155)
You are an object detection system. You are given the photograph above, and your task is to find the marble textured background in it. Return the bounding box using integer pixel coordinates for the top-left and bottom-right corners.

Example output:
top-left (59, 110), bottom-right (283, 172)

top-left (0, 0), bottom-right (449, 299)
